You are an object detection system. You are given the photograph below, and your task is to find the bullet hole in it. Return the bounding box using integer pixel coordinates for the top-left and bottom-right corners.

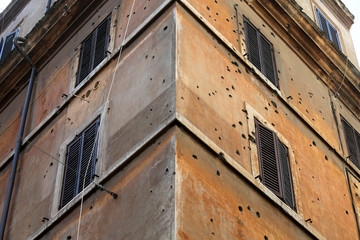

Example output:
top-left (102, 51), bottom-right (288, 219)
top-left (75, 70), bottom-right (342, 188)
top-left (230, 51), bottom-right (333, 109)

top-left (94, 81), bottom-right (100, 89)
top-left (238, 121), bottom-right (243, 125)
top-left (247, 205), bottom-right (251, 211)
top-left (231, 61), bottom-right (239, 67)
top-left (162, 209), bottom-right (165, 212)
top-left (242, 134), bottom-right (246, 139)
top-left (312, 176), bottom-right (315, 179)
top-left (271, 123), bottom-right (275, 127)
top-left (90, 205), bottom-right (93, 210)
top-left (226, 18), bottom-right (230, 22)
top-left (67, 236), bottom-right (72, 240)
top-left (150, 108), bottom-right (153, 111)
top-left (221, 76), bottom-right (224, 79)
top-left (229, 94), bottom-right (232, 98)
top-left (170, 185), bottom-right (173, 189)
top-left (208, 93), bottom-right (211, 96)
top-left (232, 124), bottom-right (236, 128)
top-left (144, 7), bottom-right (147, 10)
top-left (317, 198), bottom-right (320, 201)
top-left (181, 97), bottom-right (184, 100)
top-left (196, 85), bottom-right (199, 88)
top-left (218, 137), bottom-right (222, 140)
top-left (238, 206), bottom-right (243, 212)
top-left (50, 128), bottom-right (54, 133)
top-left (215, 128), bottom-right (217, 131)
top-left (212, 232), bottom-right (215, 235)
top-left (256, 211), bottom-right (261, 218)
top-left (207, 6), bottom-right (210, 10)
top-left (152, 56), bottom-right (155, 59)
top-left (232, 85), bottom-right (235, 90)
top-left (150, 190), bottom-right (153, 193)
top-left (346, 210), bottom-right (349, 215)
top-left (264, 236), bottom-right (268, 240)
top-left (163, 26), bottom-right (168, 31)
top-left (163, 79), bottom-right (166, 83)
top-left (165, 168), bottom-right (169, 173)
top-left (197, 97), bottom-right (200, 100)
top-left (312, 141), bottom-right (316, 146)
top-left (210, 218), bottom-right (213, 222)
top-left (226, 88), bottom-right (230, 91)
top-left (192, 154), bottom-right (198, 160)
top-left (85, 90), bottom-right (91, 98)
top-left (306, 109), bottom-right (309, 113)
top-left (325, 155), bottom-right (328, 160)
top-left (312, 118), bottom-right (315, 121)
top-left (275, 110), bottom-right (279, 114)
top-left (216, 170), bottom-right (221, 176)
top-left (287, 96), bottom-right (293, 100)
top-left (236, 150), bottom-right (240, 155)
top-left (271, 101), bottom-right (277, 108)
top-left (50, 162), bottom-right (53, 166)
top-left (265, 107), bottom-right (268, 110)
top-left (145, 55), bottom-right (148, 59)
top-left (150, 77), bottom-right (153, 81)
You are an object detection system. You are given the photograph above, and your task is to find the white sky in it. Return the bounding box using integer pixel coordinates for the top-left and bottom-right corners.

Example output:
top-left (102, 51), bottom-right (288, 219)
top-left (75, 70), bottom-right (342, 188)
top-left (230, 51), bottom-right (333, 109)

top-left (0, 0), bottom-right (359, 62)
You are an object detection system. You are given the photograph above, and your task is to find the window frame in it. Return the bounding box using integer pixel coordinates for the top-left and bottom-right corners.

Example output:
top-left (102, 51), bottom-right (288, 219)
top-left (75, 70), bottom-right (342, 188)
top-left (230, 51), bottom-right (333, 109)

top-left (243, 17), bottom-right (278, 88)
top-left (0, 28), bottom-right (19, 62)
top-left (52, 102), bottom-right (108, 215)
top-left (76, 14), bottom-right (111, 87)
top-left (255, 118), bottom-right (296, 211)
top-left (315, 8), bottom-right (342, 51)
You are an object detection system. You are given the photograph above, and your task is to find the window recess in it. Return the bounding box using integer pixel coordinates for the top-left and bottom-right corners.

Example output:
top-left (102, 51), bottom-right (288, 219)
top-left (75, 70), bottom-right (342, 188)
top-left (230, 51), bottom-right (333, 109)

top-left (255, 119), bottom-right (296, 210)
top-left (341, 116), bottom-right (360, 168)
top-left (60, 118), bottom-right (100, 209)
top-left (0, 29), bottom-right (19, 63)
top-left (244, 17), bottom-right (278, 88)
top-left (76, 14), bottom-right (111, 87)
top-left (316, 8), bottom-right (341, 51)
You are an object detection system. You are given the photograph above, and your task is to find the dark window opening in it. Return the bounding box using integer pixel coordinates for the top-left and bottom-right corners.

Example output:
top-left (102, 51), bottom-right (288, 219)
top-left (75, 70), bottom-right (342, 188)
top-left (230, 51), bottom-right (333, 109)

top-left (244, 17), bottom-right (278, 88)
top-left (255, 119), bottom-right (296, 210)
top-left (316, 9), bottom-right (341, 51)
top-left (60, 118), bottom-right (100, 208)
top-left (341, 116), bottom-right (360, 168)
top-left (0, 29), bottom-right (19, 63)
top-left (76, 14), bottom-right (111, 87)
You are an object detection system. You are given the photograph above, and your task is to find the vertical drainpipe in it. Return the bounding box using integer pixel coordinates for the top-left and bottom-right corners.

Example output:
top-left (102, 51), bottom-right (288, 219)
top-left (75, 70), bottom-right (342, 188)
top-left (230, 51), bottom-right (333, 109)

top-left (45, 0), bottom-right (52, 13)
top-left (0, 37), bottom-right (36, 240)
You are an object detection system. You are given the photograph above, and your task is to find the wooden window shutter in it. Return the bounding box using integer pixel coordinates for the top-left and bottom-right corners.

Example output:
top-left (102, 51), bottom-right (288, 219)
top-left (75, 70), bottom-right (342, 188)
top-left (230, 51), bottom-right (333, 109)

top-left (76, 14), bottom-right (111, 87)
top-left (255, 119), bottom-right (296, 210)
top-left (260, 36), bottom-right (277, 87)
top-left (0, 29), bottom-right (19, 62)
top-left (256, 120), bottom-right (282, 197)
top-left (244, 17), bottom-right (278, 88)
top-left (341, 117), bottom-right (360, 167)
top-left (78, 119), bottom-right (99, 192)
top-left (277, 138), bottom-right (296, 210)
top-left (244, 19), bottom-right (261, 71)
top-left (316, 8), bottom-right (341, 51)
top-left (316, 9), bottom-right (330, 38)
top-left (93, 15), bottom-right (111, 68)
top-left (329, 25), bottom-right (341, 50)
top-left (60, 137), bottom-right (82, 208)
top-left (60, 118), bottom-right (100, 208)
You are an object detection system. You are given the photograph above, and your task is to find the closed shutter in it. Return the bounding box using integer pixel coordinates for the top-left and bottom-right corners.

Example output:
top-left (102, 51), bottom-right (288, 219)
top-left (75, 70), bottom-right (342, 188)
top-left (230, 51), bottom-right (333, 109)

top-left (0, 29), bottom-right (19, 62)
top-left (77, 34), bottom-right (94, 86)
top-left (79, 119), bottom-right (99, 191)
top-left (60, 118), bottom-right (100, 209)
top-left (76, 15), bottom-right (111, 87)
top-left (244, 18), bottom-right (278, 88)
top-left (260, 36), bottom-right (277, 87)
top-left (256, 120), bottom-right (282, 197)
top-left (93, 16), bottom-right (111, 68)
top-left (277, 138), bottom-right (296, 210)
top-left (245, 20), bottom-right (261, 71)
top-left (60, 138), bottom-right (82, 208)
top-left (342, 118), bottom-right (359, 167)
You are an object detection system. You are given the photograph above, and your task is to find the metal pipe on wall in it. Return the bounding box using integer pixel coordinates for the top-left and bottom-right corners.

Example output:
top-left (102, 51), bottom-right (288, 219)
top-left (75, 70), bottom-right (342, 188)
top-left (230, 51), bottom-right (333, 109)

top-left (0, 37), bottom-right (36, 240)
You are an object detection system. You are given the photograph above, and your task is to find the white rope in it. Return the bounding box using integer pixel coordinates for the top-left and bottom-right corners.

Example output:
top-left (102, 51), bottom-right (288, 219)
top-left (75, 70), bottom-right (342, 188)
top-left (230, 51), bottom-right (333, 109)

top-left (76, 0), bottom-right (137, 238)
top-left (334, 56), bottom-right (349, 98)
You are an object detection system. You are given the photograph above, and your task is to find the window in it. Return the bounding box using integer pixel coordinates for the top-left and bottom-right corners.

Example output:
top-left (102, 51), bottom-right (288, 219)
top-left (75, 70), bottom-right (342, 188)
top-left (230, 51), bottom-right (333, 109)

top-left (0, 29), bottom-right (19, 63)
top-left (316, 8), bottom-right (341, 50)
top-left (60, 118), bottom-right (100, 208)
top-left (244, 17), bottom-right (278, 88)
top-left (76, 14), bottom-right (111, 87)
top-left (341, 116), bottom-right (360, 168)
top-left (255, 119), bottom-right (296, 210)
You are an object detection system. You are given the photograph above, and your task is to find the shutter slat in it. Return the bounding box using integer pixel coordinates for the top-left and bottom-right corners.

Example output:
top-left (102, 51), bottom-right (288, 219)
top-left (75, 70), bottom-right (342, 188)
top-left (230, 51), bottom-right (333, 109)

top-left (277, 138), bottom-right (296, 210)
top-left (329, 25), bottom-right (341, 49)
top-left (317, 10), bottom-right (330, 38)
top-left (60, 138), bottom-right (81, 208)
top-left (245, 21), bottom-right (261, 70)
top-left (257, 122), bottom-right (281, 196)
top-left (342, 118), bottom-right (359, 167)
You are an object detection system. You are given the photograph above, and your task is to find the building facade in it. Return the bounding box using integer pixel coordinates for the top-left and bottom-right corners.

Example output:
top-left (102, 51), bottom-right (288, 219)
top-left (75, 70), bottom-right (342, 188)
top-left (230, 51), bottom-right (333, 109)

top-left (0, 0), bottom-right (359, 239)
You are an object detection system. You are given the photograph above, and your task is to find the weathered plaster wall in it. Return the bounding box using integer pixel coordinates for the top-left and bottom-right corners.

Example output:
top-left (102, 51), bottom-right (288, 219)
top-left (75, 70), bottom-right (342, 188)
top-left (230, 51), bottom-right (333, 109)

top-left (176, 4), bottom-right (358, 239)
